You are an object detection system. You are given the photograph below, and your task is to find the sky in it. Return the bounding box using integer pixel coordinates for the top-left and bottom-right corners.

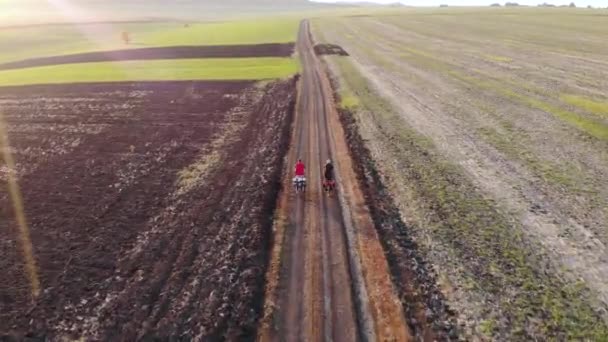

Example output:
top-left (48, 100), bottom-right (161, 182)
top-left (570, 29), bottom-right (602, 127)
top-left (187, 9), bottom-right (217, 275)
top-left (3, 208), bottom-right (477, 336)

top-left (313, 0), bottom-right (606, 6)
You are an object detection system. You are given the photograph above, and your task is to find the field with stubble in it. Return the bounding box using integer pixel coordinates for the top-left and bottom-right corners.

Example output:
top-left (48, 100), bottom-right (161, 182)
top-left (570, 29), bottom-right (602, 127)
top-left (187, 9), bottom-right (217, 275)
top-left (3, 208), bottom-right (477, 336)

top-left (313, 8), bottom-right (608, 340)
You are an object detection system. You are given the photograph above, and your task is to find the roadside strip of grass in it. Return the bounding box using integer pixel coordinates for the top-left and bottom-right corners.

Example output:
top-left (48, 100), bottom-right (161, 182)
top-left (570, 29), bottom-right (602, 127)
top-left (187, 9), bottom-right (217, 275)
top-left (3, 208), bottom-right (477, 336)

top-left (327, 54), bottom-right (608, 339)
top-left (0, 58), bottom-right (299, 86)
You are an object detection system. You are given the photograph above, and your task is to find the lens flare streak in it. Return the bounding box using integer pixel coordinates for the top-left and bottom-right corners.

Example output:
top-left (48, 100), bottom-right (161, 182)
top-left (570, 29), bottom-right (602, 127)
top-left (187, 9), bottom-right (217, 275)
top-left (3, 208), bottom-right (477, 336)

top-left (0, 110), bottom-right (40, 299)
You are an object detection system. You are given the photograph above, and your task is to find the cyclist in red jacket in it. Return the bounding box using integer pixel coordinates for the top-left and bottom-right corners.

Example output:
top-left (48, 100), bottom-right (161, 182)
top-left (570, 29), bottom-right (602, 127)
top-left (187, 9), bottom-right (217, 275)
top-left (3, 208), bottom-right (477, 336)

top-left (295, 159), bottom-right (305, 177)
top-left (293, 159), bottom-right (306, 193)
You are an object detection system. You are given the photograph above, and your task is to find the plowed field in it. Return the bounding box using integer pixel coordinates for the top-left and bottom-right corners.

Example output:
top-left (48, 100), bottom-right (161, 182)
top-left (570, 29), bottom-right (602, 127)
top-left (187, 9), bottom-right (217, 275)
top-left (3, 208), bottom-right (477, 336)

top-left (0, 78), bottom-right (296, 340)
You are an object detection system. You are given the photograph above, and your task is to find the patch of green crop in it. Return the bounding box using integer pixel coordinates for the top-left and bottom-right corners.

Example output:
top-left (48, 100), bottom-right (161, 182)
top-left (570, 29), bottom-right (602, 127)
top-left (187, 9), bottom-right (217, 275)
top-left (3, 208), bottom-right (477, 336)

top-left (507, 91), bottom-right (608, 141)
top-left (561, 94), bottom-right (608, 119)
top-left (0, 58), bottom-right (299, 86)
top-left (340, 94), bottom-right (360, 109)
top-left (479, 319), bottom-right (497, 337)
top-left (483, 54), bottom-right (512, 63)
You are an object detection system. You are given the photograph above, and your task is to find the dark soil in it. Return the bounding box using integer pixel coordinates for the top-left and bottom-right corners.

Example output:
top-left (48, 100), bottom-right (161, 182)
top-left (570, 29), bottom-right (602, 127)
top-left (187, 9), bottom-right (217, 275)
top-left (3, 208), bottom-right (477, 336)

top-left (0, 78), bottom-right (297, 340)
top-left (313, 44), bottom-right (349, 56)
top-left (335, 104), bottom-right (459, 340)
top-left (0, 43), bottom-right (295, 71)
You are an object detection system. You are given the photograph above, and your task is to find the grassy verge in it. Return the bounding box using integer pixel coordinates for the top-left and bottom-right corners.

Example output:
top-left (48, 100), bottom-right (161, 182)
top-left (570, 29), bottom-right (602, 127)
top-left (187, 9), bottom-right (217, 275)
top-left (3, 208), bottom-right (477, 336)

top-left (0, 58), bottom-right (299, 86)
top-left (329, 54), bottom-right (608, 339)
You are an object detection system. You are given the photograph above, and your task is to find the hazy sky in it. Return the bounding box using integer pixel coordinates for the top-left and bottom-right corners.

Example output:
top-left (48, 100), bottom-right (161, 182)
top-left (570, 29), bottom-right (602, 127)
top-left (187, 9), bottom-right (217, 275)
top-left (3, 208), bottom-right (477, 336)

top-left (313, 0), bottom-right (605, 6)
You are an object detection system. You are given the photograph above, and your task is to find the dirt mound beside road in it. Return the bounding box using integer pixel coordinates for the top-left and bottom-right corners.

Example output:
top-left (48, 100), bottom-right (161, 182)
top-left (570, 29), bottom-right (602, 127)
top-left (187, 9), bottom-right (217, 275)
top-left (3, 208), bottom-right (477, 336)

top-left (314, 44), bottom-right (349, 56)
top-left (0, 43), bottom-right (295, 71)
top-left (0, 78), bottom-right (297, 339)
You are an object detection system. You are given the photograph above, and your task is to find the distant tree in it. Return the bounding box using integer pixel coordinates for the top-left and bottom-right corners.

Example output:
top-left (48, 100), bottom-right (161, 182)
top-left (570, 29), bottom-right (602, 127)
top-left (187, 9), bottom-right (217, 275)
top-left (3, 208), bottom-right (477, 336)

top-left (490, 3), bottom-right (501, 6)
top-left (505, 2), bottom-right (519, 6)
top-left (538, 2), bottom-right (556, 6)
top-left (569, 2), bottom-right (576, 7)
top-left (121, 31), bottom-right (130, 45)
top-left (587, 5), bottom-right (592, 8)
top-left (440, 4), bottom-right (448, 7)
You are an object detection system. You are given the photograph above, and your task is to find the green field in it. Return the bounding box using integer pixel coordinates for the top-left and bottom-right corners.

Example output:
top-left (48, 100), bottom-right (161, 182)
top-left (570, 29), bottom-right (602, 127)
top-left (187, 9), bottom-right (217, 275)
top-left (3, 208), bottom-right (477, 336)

top-left (0, 58), bottom-right (298, 86)
top-left (0, 18), bottom-right (301, 84)
top-left (140, 19), bottom-right (299, 47)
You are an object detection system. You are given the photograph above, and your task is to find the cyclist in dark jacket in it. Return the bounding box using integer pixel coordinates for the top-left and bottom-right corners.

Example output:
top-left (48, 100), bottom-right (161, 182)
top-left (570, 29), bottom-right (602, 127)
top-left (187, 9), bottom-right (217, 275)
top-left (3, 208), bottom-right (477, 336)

top-left (324, 159), bottom-right (334, 182)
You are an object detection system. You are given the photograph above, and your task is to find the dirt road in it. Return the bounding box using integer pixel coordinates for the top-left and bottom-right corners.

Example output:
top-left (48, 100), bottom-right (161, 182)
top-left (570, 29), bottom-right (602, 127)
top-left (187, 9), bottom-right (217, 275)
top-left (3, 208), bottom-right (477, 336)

top-left (259, 21), bottom-right (410, 341)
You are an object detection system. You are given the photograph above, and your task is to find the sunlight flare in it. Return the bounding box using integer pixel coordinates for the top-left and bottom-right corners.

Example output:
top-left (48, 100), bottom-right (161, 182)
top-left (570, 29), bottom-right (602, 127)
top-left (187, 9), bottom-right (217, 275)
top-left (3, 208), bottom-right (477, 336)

top-left (0, 110), bottom-right (40, 299)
